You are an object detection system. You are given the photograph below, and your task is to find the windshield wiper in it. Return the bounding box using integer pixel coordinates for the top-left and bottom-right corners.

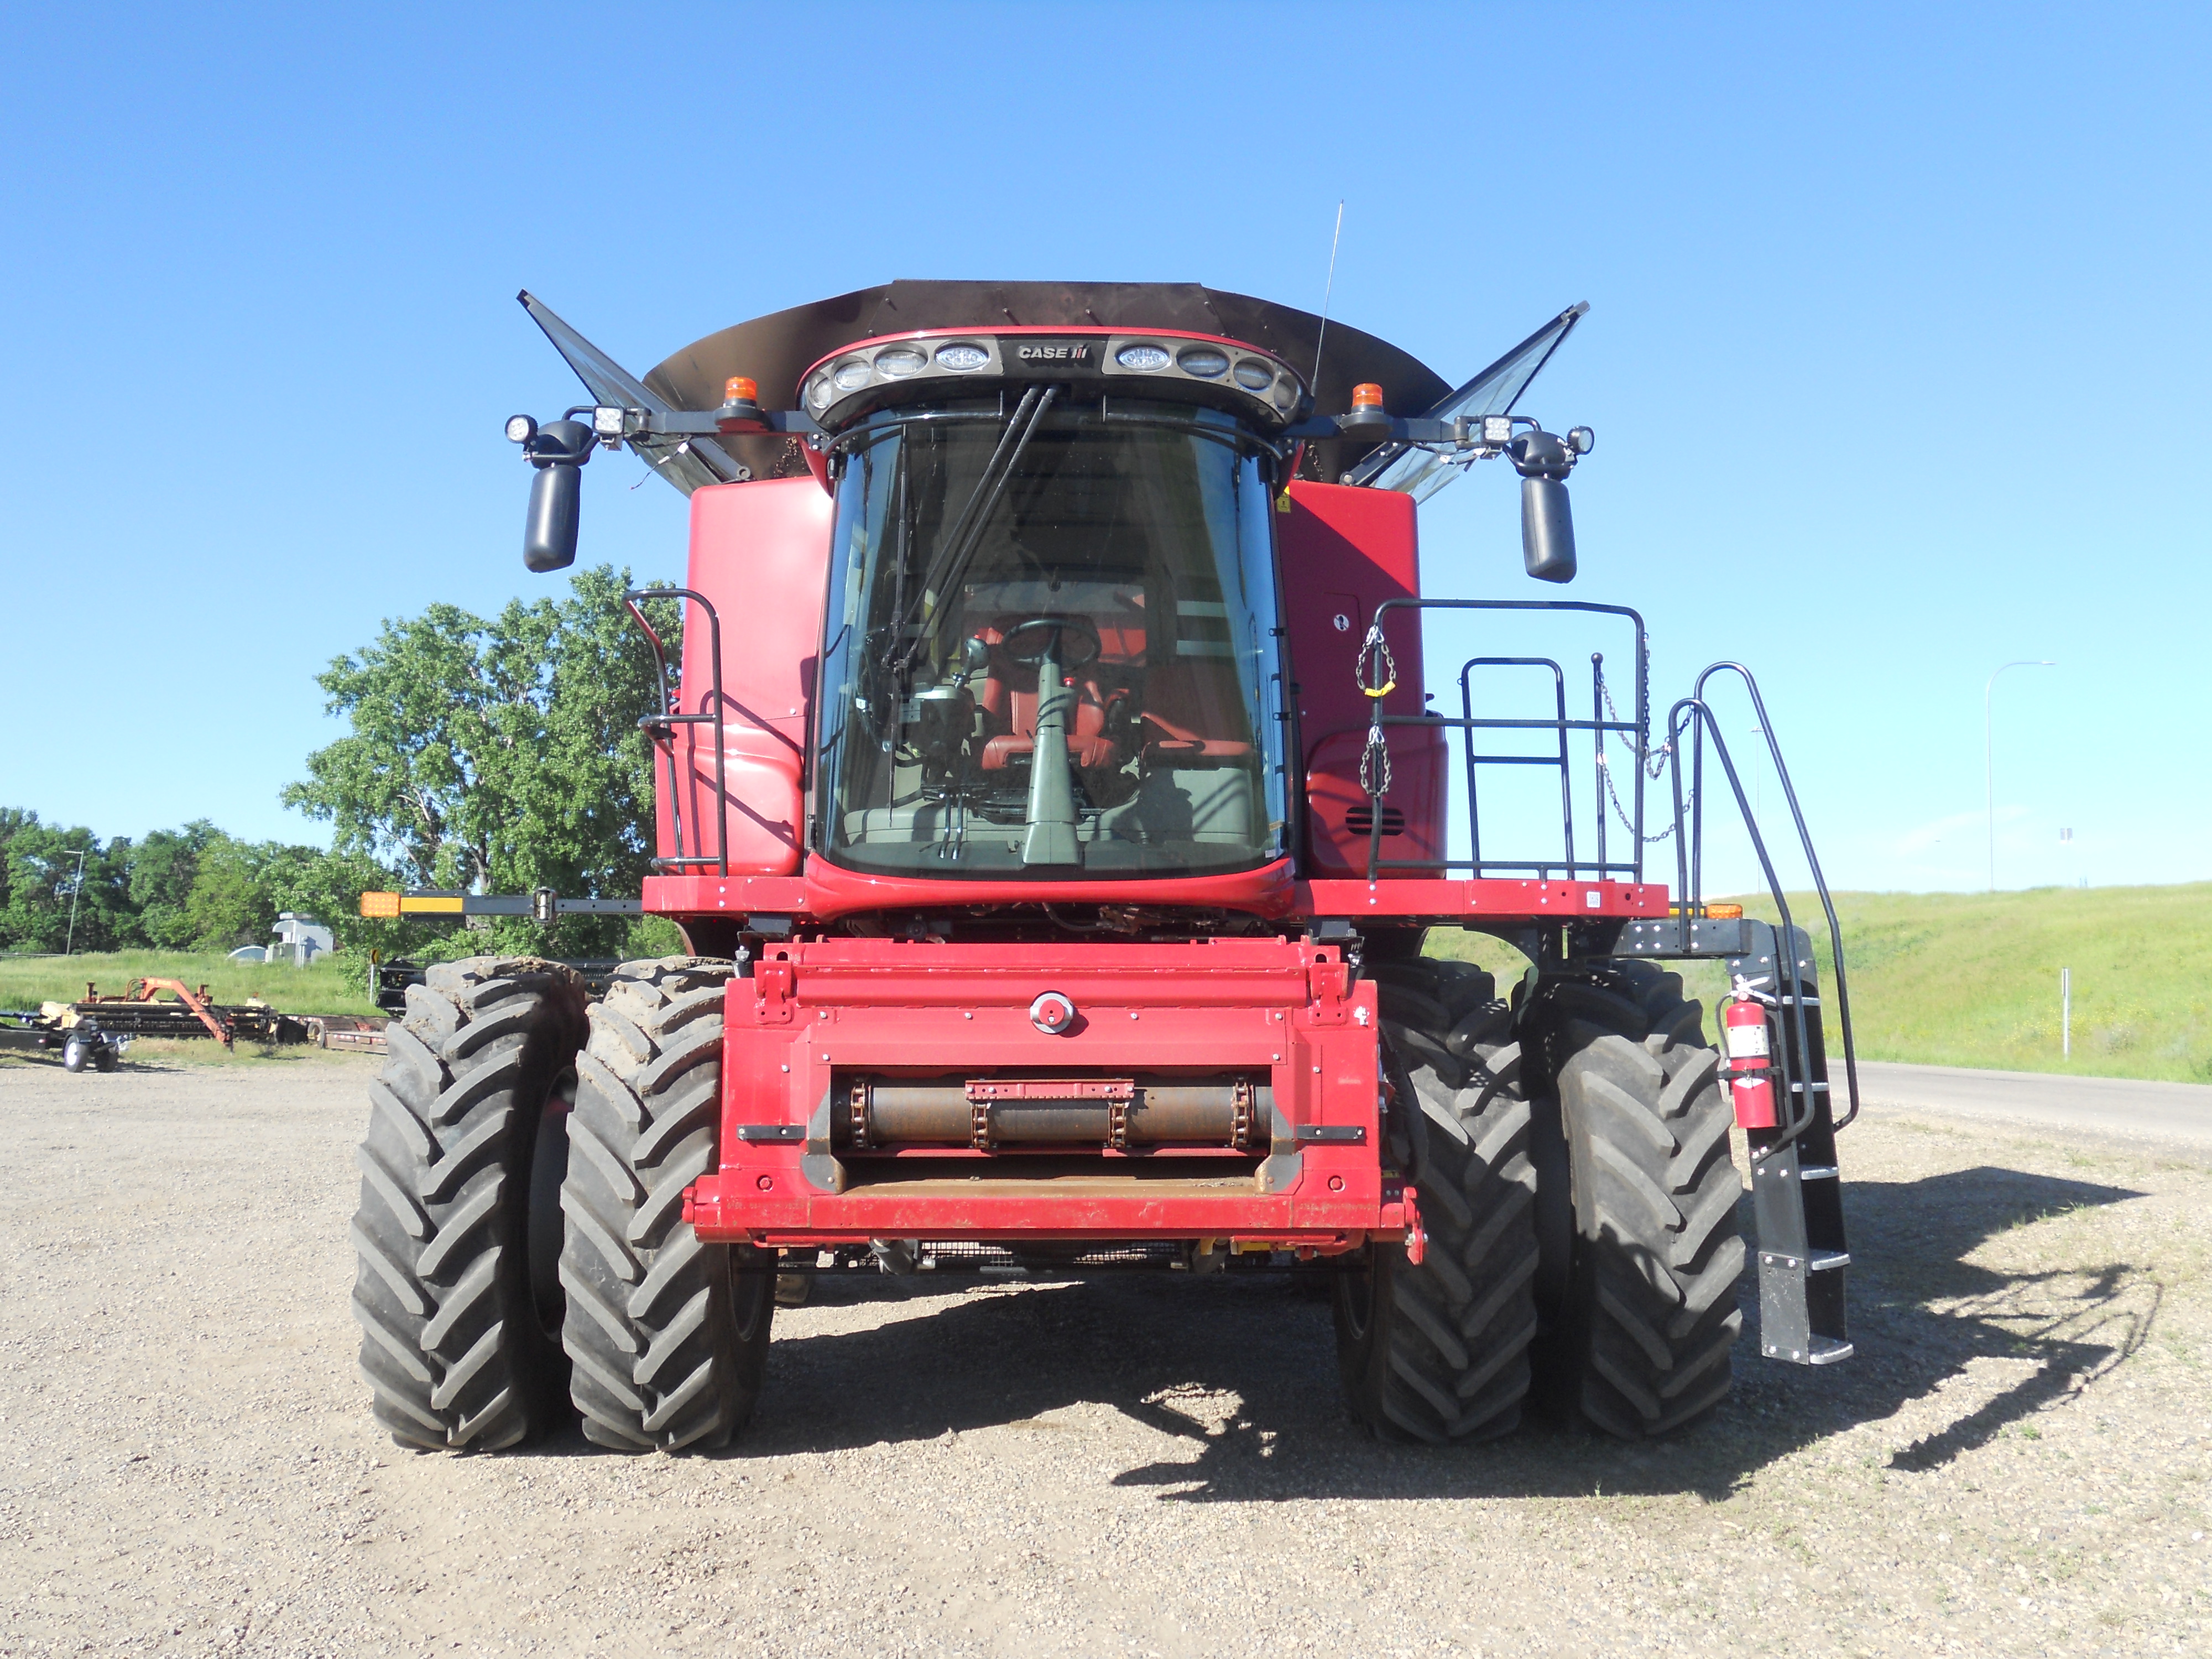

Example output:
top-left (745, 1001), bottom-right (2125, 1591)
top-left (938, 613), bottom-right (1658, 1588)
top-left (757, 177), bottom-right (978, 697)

top-left (888, 385), bottom-right (1058, 674)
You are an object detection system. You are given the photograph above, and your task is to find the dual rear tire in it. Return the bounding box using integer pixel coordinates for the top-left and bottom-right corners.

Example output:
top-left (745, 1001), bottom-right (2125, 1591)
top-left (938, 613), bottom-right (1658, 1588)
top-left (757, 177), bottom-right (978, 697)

top-left (1335, 954), bottom-right (1743, 1442)
top-left (1533, 963), bottom-right (1745, 1437)
top-left (1334, 959), bottom-right (1541, 1443)
top-left (348, 956), bottom-right (769, 1453)
top-left (560, 960), bottom-right (774, 1451)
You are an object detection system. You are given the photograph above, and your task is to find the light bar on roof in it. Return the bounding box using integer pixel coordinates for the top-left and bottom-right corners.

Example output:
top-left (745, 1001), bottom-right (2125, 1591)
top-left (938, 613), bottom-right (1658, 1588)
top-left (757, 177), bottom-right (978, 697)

top-left (798, 330), bottom-right (1307, 431)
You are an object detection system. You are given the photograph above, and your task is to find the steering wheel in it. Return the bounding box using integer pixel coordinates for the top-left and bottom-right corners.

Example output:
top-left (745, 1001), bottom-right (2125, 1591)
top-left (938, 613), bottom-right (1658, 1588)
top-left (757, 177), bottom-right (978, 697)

top-left (1000, 614), bottom-right (1103, 671)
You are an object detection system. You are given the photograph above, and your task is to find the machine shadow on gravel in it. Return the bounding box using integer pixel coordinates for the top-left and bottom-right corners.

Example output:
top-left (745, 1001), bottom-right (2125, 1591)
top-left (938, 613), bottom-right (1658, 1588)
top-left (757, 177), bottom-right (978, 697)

top-left (505, 1162), bottom-right (2158, 1504)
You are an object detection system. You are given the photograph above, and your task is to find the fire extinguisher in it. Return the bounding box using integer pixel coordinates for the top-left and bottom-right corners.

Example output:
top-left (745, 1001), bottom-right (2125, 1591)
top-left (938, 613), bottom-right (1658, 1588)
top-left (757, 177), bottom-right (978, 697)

top-left (1721, 978), bottom-right (1778, 1130)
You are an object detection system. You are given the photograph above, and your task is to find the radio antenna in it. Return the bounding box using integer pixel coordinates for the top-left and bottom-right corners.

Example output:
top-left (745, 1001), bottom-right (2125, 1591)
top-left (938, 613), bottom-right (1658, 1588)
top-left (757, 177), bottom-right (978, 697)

top-left (1310, 200), bottom-right (1344, 389)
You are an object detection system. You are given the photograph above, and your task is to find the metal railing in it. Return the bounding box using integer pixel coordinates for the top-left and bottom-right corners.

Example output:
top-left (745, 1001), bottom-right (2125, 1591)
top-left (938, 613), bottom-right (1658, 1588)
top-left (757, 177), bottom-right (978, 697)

top-left (1354, 598), bottom-right (1649, 883)
top-left (624, 586), bottom-right (728, 878)
top-left (1663, 665), bottom-right (1860, 1134)
top-left (1348, 609), bottom-right (1857, 1135)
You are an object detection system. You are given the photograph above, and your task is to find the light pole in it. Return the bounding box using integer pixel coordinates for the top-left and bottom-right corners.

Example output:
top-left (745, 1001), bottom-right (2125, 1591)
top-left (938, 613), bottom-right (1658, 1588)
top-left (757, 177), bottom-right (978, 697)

top-left (62, 848), bottom-right (89, 956)
top-left (1985, 660), bottom-right (2055, 893)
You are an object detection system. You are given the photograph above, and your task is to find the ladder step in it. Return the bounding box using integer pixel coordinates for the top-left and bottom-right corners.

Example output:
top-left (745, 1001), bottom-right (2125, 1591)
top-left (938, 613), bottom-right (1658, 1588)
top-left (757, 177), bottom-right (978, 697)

top-left (1760, 1335), bottom-right (1856, 1365)
top-left (1787, 1081), bottom-right (1830, 1093)
top-left (1760, 1250), bottom-right (1850, 1271)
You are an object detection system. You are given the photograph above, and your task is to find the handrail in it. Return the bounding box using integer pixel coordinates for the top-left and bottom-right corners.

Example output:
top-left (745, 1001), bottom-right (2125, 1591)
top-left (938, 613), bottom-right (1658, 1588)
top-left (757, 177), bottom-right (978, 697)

top-left (1662, 666), bottom-right (1859, 1134)
top-left (624, 586), bottom-right (728, 878)
top-left (1458, 658), bottom-right (1573, 877)
top-left (1356, 598), bottom-right (1648, 883)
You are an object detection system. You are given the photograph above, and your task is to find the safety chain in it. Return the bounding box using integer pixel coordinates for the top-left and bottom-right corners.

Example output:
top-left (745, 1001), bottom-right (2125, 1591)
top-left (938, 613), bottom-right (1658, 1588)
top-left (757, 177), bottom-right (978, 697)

top-left (1360, 726), bottom-right (1393, 797)
top-left (1355, 624), bottom-right (1399, 702)
top-left (1355, 624), bottom-right (1398, 800)
top-left (1594, 678), bottom-right (1689, 844)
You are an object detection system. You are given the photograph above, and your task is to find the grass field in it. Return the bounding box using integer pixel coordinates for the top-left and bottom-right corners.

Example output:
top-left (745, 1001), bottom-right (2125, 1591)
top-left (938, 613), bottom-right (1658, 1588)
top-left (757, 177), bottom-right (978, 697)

top-left (1428, 882), bottom-right (2212, 1084)
top-left (0, 949), bottom-right (384, 1020)
top-left (7, 888), bottom-right (2209, 1082)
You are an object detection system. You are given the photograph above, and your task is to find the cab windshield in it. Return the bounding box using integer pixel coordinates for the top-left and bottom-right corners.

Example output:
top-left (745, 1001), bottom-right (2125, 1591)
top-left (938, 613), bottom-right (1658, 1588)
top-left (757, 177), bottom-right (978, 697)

top-left (816, 398), bottom-right (1287, 878)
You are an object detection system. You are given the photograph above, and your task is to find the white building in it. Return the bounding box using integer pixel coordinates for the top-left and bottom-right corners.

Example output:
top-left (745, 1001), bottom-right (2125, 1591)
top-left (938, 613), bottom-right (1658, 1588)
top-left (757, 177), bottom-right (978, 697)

top-left (270, 913), bottom-right (335, 967)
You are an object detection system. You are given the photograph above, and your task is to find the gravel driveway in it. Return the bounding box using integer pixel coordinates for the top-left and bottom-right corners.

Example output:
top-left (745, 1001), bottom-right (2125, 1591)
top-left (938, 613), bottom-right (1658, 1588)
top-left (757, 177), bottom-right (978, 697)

top-left (1, 1052), bottom-right (2206, 1657)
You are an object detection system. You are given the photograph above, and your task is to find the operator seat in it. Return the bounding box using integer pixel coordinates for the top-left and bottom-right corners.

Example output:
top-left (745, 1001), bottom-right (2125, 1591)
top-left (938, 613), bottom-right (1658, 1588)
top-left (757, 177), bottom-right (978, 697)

top-left (971, 623), bottom-right (1123, 771)
top-left (1136, 656), bottom-right (1254, 765)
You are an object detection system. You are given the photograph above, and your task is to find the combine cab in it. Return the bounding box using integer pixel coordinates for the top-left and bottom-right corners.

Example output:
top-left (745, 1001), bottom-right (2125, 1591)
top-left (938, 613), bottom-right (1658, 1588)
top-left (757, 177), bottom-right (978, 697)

top-left (349, 281), bottom-right (1858, 1453)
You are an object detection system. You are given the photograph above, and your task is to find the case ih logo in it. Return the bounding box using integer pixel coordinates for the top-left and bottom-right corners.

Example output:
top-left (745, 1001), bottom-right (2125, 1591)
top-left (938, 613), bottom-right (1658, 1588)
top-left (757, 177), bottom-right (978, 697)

top-left (1012, 340), bottom-right (1096, 367)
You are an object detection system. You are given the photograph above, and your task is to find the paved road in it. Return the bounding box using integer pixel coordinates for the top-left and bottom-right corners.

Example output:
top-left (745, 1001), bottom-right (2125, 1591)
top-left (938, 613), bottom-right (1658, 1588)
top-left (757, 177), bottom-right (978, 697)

top-left (1854, 1060), bottom-right (2212, 1151)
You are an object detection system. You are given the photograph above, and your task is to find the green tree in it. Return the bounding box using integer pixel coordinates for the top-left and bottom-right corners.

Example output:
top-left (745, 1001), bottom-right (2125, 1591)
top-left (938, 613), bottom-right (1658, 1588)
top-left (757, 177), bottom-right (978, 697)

top-left (180, 834), bottom-right (279, 951)
top-left (283, 565), bottom-right (679, 957)
top-left (0, 815), bottom-right (137, 953)
top-left (130, 820), bottom-right (221, 949)
top-left (0, 808), bottom-right (29, 935)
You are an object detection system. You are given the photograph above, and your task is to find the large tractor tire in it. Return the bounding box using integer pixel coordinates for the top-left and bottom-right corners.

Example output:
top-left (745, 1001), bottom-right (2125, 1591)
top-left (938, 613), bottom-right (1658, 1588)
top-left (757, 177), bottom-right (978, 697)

top-left (349, 957), bottom-right (588, 1451)
top-left (1528, 961), bottom-right (1744, 1438)
top-left (1334, 957), bottom-right (1541, 1443)
top-left (558, 958), bottom-right (774, 1452)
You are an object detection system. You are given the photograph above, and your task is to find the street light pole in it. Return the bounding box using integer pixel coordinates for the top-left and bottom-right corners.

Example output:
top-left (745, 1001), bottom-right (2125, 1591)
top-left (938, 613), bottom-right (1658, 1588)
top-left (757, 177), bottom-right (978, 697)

top-left (62, 848), bottom-right (88, 956)
top-left (1985, 660), bottom-right (2055, 893)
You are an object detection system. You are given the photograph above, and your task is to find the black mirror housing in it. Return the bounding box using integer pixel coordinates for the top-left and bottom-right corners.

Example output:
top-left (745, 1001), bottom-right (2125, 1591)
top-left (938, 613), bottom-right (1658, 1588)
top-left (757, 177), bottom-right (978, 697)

top-left (522, 418), bottom-right (592, 572)
top-left (1521, 476), bottom-right (1577, 583)
top-left (524, 464), bottom-right (582, 571)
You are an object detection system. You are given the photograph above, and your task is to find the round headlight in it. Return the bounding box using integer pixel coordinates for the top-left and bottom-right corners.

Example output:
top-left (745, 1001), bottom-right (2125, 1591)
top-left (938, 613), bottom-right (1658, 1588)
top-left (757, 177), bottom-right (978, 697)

top-left (1176, 347), bottom-right (1230, 378)
top-left (1233, 358), bottom-right (1275, 392)
top-left (874, 346), bottom-right (927, 378)
top-left (806, 374), bottom-right (833, 411)
top-left (1115, 343), bottom-right (1171, 371)
top-left (504, 414), bottom-right (536, 444)
top-left (832, 358), bottom-right (873, 392)
top-left (936, 342), bottom-right (990, 372)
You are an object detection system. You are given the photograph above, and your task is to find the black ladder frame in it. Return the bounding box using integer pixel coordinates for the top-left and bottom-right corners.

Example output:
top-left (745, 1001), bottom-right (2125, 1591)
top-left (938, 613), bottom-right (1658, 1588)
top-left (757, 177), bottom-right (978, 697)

top-left (1350, 603), bottom-right (1858, 1368)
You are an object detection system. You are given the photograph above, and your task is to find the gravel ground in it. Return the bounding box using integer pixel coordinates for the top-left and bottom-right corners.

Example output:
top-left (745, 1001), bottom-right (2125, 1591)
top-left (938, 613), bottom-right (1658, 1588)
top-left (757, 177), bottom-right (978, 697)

top-left (1, 1050), bottom-right (2207, 1657)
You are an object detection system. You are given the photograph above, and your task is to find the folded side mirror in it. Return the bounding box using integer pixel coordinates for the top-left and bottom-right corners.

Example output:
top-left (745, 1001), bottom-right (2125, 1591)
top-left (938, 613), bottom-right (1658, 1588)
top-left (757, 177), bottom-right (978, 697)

top-left (1509, 426), bottom-right (1579, 583)
top-left (525, 465), bottom-right (581, 572)
top-left (1521, 476), bottom-right (1577, 583)
top-left (522, 419), bottom-right (593, 573)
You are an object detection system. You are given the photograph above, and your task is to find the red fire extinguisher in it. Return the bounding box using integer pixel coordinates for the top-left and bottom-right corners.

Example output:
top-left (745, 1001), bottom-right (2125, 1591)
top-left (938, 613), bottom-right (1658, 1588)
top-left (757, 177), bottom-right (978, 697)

top-left (1722, 979), bottom-right (1778, 1130)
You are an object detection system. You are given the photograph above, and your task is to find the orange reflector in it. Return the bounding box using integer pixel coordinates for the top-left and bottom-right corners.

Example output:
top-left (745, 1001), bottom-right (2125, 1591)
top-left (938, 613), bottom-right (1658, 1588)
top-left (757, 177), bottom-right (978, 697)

top-left (1707, 903), bottom-right (1745, 919)
top-left (1350, 382), bottom-right (1384, 409)
top-left (359, 891), bottom-right (400, 919)
top-left (723, 375), bottom-right (758, 404)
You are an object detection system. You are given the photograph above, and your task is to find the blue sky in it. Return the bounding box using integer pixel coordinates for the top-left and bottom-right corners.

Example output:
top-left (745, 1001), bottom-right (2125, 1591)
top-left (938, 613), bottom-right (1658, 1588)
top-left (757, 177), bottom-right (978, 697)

top-left (3, 3), bottom-right (2205, 894)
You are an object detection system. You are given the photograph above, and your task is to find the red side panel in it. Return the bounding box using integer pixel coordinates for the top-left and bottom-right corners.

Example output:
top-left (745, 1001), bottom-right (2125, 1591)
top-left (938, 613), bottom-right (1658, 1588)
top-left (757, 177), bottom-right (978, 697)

top-left (1301, 726), bottom-right (1448, 878)
top-left (1276, 482), bottom-right (1443, 878)
top-left (665, 479), bottom-right (833, 877)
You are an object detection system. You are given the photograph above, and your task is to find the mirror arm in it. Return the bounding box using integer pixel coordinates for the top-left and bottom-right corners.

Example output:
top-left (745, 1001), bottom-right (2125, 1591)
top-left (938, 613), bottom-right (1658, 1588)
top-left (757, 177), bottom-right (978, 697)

top-left (596, 405), bottom-right (825, 441)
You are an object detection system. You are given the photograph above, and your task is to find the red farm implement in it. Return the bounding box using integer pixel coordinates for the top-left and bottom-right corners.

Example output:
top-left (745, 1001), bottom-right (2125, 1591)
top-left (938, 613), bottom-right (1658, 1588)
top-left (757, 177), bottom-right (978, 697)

top-left (349, 281), bottom-right (1856, 1454)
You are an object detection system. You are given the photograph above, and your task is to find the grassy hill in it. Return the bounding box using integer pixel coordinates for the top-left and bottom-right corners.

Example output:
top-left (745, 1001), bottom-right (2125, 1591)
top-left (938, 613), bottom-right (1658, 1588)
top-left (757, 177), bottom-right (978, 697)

top-left (1428, 883), bottom-right (2212, 1084)
top-left (11, 887), bottom-right (2209, 1083)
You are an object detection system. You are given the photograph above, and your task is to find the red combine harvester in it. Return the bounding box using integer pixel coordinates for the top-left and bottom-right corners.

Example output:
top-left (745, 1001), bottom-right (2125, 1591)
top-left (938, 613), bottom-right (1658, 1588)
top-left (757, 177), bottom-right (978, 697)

top-left (350, 281), bottom-right (1858, 1454)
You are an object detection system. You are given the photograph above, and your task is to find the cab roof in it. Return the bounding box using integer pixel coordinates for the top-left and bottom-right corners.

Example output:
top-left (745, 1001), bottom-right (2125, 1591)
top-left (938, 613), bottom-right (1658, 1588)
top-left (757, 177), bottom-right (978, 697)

top-left (641, 280), bottom-right (1451, 420)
